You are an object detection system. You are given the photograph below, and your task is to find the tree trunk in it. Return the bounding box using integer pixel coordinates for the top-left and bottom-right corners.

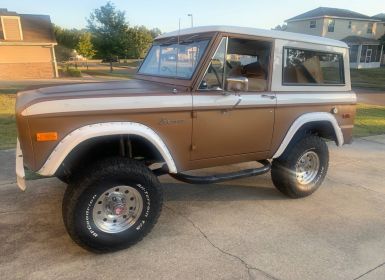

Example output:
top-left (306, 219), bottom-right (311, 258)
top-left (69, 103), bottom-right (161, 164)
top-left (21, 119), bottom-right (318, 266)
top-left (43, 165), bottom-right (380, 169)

top-left (110, 61), bottom-right (113, 72)
top-left (86, 59), bottom-right (89, 70)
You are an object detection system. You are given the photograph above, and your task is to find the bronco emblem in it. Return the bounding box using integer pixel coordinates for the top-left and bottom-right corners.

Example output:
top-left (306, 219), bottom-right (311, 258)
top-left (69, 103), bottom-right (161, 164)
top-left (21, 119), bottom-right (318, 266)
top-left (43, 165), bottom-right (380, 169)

top-left (159, 118), bottom-right (185, 125)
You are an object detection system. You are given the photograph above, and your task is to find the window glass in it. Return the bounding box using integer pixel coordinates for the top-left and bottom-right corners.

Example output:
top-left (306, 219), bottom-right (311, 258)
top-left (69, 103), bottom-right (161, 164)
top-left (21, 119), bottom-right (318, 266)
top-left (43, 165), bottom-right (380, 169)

top-left (283, 48), bottom-right (344, 85)
top-left (138, 39), bottom-right (209, 79)
top-left (199, 37), bottom-right (271, 91)
top-left (328, 19), bottom-right (335, 32)
top-left (348, 21), bottom-right (352, 29)
top-left (349, 45), bottom-right (359, 63)
top-left (199, 38), bottom-right (227, 90)
top-left (360, 45), bottom-right (368, 62)
top-left (225, 38), bottom-right (271, 91)
top-left (367, 23), bottom-right (373, 34)
top-left (310, 20), bottom-right (316, 29)
top-left (373, 45), bottom-right (382, 62)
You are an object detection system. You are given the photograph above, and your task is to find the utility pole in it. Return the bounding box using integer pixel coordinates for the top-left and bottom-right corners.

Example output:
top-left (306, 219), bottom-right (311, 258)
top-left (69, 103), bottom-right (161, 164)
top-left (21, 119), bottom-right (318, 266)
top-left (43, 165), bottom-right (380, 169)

top-left (187, 14), bottom-right (193, 28)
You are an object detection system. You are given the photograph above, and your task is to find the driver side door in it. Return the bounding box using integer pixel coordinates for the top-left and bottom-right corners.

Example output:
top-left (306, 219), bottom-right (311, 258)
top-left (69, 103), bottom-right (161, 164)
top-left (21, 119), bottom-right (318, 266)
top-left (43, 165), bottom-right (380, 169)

top-left (191, 36), bottom-right (276, 161)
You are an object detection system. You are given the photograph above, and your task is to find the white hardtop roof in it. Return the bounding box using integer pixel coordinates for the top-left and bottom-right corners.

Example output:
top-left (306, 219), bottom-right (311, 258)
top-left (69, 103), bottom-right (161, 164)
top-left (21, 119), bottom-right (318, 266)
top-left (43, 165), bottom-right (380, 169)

top-left (156, 25), bottom-right (348, 48)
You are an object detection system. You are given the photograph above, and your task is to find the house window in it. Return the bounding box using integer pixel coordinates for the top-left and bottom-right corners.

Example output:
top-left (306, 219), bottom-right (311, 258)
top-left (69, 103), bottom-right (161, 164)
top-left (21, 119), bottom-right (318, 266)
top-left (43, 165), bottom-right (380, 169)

top-left (349, 45), bottom-right (359, 63)
top-left (348, 21), bottom-right (352, 29)
top-left (0, 16), bottom-right (23, 40)
top-left (367, 23), bottom-right (373, 34)
top-left (283, 48), bottom-right (344, 85)
top-left (328, 19), bottom-right (335, 32)
top-left (310, 20), bottom-right (316, 29)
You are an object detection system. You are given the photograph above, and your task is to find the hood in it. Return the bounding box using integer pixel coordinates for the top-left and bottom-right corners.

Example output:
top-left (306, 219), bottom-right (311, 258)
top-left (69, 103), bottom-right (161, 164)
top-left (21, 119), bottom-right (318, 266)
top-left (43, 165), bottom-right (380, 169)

top-left (16, 79), bottom-right (184, 115)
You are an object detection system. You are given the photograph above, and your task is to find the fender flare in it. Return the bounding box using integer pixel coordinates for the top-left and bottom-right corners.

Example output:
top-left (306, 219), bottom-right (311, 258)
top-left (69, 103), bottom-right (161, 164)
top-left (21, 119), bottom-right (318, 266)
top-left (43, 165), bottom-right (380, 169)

top-left (37, 122), bottom-right (177, 176)
top-left (272, 112), bottom-right (343, 159)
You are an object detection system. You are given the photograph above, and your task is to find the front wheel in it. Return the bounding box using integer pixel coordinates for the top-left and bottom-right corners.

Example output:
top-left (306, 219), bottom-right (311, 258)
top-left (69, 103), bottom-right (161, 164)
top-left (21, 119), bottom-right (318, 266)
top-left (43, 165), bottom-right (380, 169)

top-left (271, 135), bottom-right (329, 198)
top-left (62, 158), bottom-right (163, 253)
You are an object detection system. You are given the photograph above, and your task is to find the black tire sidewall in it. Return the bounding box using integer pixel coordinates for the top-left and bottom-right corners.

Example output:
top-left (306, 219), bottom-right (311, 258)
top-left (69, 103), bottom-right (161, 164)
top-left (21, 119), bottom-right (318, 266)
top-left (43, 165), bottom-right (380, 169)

top-left (272, 136), bottom-right (329, 198)
top-left (72, 170), bottom-right (161, 251)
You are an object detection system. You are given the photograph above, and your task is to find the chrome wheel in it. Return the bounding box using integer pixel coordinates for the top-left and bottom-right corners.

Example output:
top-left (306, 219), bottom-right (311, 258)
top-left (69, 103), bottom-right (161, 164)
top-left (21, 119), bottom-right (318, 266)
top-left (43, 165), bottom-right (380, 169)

top-left (295, 151), bottom-right (320, 185)
top-left (92, 185), bottom-right (143, 233)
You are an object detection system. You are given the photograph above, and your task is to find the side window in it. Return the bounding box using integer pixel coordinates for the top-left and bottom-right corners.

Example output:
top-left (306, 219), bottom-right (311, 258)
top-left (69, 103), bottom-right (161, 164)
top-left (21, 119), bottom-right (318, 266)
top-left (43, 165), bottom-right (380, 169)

top-left (199, 37), bottom-right (272, 92)
top-left (225, 38), bottom-right (271, 91)
top-left (199, 38), bottom-right (227, 90)
top-left (283, 48), bottom-right (345, 85)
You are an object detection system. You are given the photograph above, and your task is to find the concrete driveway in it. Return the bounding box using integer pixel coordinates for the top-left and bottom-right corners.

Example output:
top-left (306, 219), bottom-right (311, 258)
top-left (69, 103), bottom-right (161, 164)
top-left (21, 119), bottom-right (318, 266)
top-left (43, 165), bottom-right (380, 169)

top-left (1, 136), bottom-right (385, 280)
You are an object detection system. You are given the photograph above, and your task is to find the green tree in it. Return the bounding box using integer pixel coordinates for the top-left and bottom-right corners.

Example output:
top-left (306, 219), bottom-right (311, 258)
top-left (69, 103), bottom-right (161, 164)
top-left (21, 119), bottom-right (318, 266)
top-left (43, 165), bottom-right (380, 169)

top-left (54, 25), bottom-right (84, 49)
top-left (87, 2), bottom-right (128, 72)
top-left (76, 33), bottom-right (96, 69)
top-left (125, 26), bottom-right (153, 59)
top-left (150, 28), bottom-right (162, 39)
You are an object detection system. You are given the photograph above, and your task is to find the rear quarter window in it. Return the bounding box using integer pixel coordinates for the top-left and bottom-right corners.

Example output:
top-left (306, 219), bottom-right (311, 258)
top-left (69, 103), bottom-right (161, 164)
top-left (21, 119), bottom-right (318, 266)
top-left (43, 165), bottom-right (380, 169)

top-left (282, 47), bottom-right (345, 85)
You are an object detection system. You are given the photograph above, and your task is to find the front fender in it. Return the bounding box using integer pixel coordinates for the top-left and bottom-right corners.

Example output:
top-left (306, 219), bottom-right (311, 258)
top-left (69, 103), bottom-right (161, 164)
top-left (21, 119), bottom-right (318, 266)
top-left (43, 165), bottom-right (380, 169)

top-left (37, 122), bottom-right (177, 176)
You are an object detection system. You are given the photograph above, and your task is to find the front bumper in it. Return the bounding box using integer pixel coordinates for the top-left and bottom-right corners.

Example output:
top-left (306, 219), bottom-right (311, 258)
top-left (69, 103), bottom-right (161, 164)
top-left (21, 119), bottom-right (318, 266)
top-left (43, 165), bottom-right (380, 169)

top-left (16, 138), bottom-right (26, 191)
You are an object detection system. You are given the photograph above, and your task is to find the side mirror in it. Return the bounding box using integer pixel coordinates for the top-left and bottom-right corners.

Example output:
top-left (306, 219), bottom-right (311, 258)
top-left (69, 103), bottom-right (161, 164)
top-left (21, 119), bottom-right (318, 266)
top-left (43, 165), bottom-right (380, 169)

top-left (226, 77), bottom-right (248, 92)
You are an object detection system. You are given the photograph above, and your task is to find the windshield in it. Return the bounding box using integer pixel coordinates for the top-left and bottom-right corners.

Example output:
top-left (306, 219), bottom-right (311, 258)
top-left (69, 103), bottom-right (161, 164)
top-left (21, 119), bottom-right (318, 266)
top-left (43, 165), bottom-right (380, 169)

top-left (138, 39), bottom-right (210, 79)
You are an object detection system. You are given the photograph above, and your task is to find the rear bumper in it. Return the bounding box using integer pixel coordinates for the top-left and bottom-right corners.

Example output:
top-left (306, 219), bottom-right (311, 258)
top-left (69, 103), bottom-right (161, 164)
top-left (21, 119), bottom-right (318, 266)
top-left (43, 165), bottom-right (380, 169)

top-left (16, 138), bottom-right (26, 191)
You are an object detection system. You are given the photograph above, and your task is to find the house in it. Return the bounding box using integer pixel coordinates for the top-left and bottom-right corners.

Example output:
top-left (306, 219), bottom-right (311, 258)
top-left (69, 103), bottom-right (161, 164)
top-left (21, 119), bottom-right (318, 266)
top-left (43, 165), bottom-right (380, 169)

top-left (285, 7), bottom-right (384, 68)
top-left (0, 8), bottom-right (58, 79)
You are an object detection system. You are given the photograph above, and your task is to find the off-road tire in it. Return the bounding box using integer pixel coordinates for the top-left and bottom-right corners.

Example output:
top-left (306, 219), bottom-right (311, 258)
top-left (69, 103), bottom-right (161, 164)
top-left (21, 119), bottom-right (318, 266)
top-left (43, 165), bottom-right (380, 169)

top-left (62, 157), bottom-right (163, 253)
top-left (271, 135), bottom-right (329, 198)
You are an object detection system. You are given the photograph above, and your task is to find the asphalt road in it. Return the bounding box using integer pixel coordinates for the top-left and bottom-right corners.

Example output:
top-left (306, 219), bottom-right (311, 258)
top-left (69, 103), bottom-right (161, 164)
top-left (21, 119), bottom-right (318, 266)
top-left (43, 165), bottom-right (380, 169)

top-left (1, 136), bottom-right (385, 280)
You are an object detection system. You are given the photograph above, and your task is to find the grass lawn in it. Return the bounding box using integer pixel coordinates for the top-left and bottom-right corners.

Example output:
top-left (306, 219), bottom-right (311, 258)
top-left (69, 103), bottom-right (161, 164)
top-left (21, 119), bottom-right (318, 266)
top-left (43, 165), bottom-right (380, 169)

top-left (0, 94), bottom-right (17, 149)
top-left (354, 103), bottom-right (385, 137)
top-left (1, 91), bottom-right (384, 150)
top-left (82, 69), bottom-right (135, 79)
top-left (351, 68), bottom-right (385, 91)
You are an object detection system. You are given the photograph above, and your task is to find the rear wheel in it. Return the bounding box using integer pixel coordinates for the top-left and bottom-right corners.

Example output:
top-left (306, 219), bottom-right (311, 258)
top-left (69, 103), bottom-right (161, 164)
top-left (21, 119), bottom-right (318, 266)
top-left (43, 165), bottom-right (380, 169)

top-left (271, 135), bottom-right (329, 198)
top-left (62, 157), bottom-right (163, 252)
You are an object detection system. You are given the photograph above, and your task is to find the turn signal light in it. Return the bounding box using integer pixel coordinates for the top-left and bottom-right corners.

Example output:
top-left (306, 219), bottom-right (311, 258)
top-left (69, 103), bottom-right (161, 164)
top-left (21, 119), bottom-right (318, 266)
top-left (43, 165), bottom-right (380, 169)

top-left (36, 132), bottom-right (58, 142)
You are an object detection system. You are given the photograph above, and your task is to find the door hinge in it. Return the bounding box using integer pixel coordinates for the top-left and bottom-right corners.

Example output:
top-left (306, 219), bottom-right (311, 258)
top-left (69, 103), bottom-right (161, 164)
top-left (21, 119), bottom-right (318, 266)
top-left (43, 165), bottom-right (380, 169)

top-left (191, 144), bottom-right (197, 151)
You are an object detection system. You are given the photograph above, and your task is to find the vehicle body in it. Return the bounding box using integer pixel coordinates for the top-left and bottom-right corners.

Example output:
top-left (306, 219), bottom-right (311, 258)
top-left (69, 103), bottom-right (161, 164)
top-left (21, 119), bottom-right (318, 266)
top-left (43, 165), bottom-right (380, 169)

top-left (15, 26), bottom-right (356, 252)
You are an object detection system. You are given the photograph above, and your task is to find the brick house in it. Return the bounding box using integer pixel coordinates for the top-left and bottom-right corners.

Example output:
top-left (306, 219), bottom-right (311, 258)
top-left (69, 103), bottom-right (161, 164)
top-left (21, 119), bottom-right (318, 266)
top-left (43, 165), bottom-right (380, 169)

top-left (285, 7), bottom-right (385, 68)
top-left (0, 8), bottom-right (58, 79)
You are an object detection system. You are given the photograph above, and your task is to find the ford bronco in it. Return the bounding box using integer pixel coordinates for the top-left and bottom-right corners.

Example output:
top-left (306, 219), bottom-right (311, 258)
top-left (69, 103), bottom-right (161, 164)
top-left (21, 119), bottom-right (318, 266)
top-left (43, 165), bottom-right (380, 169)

top-left (15, 26), bottom-right (356, 252)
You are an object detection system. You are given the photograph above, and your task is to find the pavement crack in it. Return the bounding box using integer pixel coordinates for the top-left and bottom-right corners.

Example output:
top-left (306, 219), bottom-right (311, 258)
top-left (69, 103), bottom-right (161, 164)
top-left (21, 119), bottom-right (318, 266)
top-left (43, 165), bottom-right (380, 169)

top-left (0, 181), bottom-right (16, 186)
top-left (164, 205), bottom-right (280, 280)
top-left (353, 261), bottom-right (385, 280)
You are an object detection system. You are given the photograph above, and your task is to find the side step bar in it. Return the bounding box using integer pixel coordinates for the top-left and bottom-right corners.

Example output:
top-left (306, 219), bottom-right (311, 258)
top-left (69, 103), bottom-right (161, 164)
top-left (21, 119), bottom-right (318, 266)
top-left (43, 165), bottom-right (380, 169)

top-left (169, 160), bottom-right (271, 184)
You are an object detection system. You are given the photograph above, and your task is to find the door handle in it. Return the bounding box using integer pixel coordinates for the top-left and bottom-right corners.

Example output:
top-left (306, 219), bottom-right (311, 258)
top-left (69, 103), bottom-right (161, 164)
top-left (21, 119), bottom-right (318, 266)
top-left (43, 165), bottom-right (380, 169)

top-left (261, 94), bottom-right (276, 100)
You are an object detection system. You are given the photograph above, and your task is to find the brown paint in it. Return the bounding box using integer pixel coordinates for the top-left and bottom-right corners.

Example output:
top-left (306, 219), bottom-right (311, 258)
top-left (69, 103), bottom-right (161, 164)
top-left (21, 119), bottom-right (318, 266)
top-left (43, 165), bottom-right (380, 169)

top-left (15, 30), bottom-right (356, 175)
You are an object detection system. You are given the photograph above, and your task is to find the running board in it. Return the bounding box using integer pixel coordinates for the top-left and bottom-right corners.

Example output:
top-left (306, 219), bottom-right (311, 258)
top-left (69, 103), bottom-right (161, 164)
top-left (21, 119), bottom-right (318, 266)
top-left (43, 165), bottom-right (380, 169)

top-left (169, 160), bottom-right (271, 184)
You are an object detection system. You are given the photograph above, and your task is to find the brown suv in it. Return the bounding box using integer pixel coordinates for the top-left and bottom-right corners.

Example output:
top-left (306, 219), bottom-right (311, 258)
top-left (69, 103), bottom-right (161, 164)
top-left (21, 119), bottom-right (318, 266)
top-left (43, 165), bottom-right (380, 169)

top-left (15, 26), bottom-right (356, 252)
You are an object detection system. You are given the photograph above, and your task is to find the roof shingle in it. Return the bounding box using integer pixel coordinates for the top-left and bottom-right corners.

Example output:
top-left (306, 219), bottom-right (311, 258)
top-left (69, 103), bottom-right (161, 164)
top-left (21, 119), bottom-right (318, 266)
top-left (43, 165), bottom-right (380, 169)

top-left (0, 8), bottom-right (56, 43)
top-left (286, 7), bottom-right (376, 22)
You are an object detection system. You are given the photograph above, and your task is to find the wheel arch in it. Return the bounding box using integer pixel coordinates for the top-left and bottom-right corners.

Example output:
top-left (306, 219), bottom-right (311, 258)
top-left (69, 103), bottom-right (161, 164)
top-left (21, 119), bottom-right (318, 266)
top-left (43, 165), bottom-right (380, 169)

top-left (273, 112), bottom-right (343, 159)
top-left (37, 122), bottom-right (177, 177)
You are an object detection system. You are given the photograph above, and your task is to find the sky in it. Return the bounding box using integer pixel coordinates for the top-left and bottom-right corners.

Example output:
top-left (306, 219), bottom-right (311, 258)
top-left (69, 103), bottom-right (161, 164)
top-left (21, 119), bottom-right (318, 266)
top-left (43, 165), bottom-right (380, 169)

top-left (0, 0), bottom-right (384, 32)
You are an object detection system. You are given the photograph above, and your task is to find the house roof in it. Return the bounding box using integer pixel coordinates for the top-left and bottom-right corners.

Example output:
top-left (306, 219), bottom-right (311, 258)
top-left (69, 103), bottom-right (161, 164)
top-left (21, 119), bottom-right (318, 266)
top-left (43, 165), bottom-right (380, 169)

top-left (156, 25), bottom-right (348, 48)
top-left (0, 8), bottom-right (56, 44)
top-left (372, 13), bottom-right (385, 21)
top-left (341, 36), bottom-right (380, 45)
top-left (286, 7), bottom-right (378, 22)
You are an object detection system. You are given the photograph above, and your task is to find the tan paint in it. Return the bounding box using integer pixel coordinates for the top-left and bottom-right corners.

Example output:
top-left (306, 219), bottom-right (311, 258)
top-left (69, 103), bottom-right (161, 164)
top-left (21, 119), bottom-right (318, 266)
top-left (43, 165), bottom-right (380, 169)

top-left (270, 103), bottom-right (356, 157)
top-left (191, 105), bottom-right (274, 160)
top-left (15, 29), bottom-right (356, 176)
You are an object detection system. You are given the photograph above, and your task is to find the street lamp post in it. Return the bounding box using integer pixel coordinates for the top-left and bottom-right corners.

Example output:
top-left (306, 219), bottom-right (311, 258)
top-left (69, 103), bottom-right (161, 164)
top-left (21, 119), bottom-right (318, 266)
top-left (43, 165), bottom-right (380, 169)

top-left (187, 14), bottom-right (193, 28)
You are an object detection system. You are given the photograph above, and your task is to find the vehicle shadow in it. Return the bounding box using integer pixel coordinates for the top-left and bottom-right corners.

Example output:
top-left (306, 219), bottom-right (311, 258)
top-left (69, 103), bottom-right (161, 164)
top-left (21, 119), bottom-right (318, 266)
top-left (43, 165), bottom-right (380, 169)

top-left (0, 176), bottom-right (284, 262)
